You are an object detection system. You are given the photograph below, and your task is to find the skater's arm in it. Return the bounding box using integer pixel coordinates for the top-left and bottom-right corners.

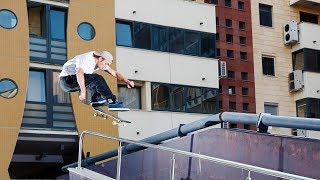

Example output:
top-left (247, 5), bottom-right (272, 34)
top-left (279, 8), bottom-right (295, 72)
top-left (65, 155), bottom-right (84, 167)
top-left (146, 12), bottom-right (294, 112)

top-left (105, 68), bottom-right (135, 88)
top-left (76, 68), bottom-right (86, 101)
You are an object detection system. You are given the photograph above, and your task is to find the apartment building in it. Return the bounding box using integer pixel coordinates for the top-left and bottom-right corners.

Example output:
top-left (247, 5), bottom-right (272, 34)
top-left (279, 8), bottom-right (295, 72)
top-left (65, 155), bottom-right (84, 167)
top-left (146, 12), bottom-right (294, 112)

top-left (251, 0), bottom-right (320, 135)
top-left (196, 0), bottom-right (256, 129)
top-left (0, 0), bottom-right (218, 178)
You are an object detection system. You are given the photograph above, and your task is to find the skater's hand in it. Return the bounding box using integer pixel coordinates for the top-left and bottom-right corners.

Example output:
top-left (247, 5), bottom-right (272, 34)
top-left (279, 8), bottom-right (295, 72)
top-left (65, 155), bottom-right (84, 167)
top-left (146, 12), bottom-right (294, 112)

top-left (126, 80), bottom-right (134, 88)
top-left (79, 91), bottom-right (86, 101)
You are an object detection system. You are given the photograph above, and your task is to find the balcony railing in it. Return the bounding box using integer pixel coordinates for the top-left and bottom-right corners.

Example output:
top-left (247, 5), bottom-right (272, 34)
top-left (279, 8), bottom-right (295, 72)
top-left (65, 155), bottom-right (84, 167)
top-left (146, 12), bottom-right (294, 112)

top-left (29, 36), bottom-right (67, 65)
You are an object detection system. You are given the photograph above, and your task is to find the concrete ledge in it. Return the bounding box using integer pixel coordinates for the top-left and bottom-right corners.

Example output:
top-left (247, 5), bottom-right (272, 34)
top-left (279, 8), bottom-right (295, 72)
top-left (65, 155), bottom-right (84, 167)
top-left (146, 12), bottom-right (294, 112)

top-left (68, 168), bottom-right (115, 180)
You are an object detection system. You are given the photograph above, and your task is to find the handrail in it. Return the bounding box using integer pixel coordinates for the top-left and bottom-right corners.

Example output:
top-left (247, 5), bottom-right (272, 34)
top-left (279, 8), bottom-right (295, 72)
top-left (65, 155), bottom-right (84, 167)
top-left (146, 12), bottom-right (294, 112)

top-left (77, 130), bottom-right (315, 180)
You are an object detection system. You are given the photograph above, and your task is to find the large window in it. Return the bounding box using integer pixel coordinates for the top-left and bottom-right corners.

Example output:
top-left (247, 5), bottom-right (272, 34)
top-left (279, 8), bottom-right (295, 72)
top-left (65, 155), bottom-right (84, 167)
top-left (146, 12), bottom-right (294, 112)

top-left (185, 31), bottom-right (200, 56)
top-left (134, 22), bottom-right (151, 49)
top-left (169, 28), bottom-right (184, 54)
top-left (53, 71), bottom-right (70, 104)
top-left (152, 83), bottom-right (218, 114)
top-left (293, 49), bottom-right (320, 72)
top-left (262, 56), bottom-right (275, 76)
top-left (259, 3), bottom-right (272, 27)
top-left (116, 21), bottom-right (133, 47)
top-left (151, 26), bottom-right (168, 51)
top-left (116, 20), bottom-right (216, 58)
top-left (27, 71), bottom-right (46, 102)
top-left (118, 86), bottom-right (141, 109)
top-left (50, 9), bottom-right (66, 40)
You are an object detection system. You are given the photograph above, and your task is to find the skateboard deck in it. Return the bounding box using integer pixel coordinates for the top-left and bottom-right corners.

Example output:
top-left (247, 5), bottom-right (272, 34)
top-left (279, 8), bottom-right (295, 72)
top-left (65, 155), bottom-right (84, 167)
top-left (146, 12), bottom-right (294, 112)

top-left (92, 106), bottom-right (131, 127)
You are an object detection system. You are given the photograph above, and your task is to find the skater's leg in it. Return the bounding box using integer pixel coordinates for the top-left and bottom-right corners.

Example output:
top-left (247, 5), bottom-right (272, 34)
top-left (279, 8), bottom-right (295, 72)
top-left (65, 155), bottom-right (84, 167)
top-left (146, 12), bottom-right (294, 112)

top-left (59, 75), bottom-right (80, 92)
top-left (84, 74), bottom-right (116, 103)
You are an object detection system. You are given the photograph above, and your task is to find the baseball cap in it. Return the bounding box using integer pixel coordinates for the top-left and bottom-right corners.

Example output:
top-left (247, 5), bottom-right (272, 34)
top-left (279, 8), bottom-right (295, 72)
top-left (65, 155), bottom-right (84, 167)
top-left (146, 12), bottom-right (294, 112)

top-left (93, 51), bottom-right (113, 64)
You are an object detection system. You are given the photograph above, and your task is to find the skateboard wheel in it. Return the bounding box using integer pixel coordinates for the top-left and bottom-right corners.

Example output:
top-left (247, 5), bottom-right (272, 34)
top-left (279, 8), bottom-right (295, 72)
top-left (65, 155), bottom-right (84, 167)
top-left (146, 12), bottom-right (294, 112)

top-left (112, 121), bottom-right (117, 125)
top-left (94, 113), bottom-right (97, 117)
top-left (122, 124), bottom-right (126, 127)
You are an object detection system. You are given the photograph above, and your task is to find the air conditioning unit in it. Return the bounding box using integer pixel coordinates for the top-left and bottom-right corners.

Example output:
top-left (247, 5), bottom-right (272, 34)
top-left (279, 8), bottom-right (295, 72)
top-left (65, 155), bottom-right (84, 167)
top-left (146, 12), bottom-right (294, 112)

top-left (289, 70), bottom-right (303, 92)
top-left (219, 61), bottom-right (227, 78)
top-left (283, 21), bottom-right (298, 45)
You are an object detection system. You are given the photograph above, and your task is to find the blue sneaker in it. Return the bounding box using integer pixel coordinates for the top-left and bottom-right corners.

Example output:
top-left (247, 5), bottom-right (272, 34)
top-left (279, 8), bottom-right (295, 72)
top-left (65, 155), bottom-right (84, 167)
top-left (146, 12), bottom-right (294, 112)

top-left (90, 97), bottom-right (106, 106)
top-left (108, 101), bottom-right (130, 111)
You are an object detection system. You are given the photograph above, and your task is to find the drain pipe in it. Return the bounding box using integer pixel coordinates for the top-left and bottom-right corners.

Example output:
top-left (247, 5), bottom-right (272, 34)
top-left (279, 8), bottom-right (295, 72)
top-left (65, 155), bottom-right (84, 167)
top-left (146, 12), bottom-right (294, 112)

top-left (62, 112), bottom-right (320, 172)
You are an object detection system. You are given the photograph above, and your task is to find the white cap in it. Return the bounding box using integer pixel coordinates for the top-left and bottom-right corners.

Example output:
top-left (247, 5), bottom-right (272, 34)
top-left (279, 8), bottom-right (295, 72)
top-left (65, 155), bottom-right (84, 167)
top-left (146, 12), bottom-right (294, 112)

top-left (93, 51), bottom-right (113, 64)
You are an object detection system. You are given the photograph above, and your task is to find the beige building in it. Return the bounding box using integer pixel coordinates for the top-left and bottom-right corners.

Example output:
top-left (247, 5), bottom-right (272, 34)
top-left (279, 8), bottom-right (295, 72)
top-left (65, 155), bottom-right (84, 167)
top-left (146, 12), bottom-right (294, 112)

top-left (251, 0), bottom-right (320, 135)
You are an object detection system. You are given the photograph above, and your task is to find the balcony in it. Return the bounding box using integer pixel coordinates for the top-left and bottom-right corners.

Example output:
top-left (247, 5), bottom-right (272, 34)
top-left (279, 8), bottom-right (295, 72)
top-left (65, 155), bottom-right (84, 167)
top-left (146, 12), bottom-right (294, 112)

top-left (292, 22), bottom-right (320, 52)
top-left (290, 0), bottom-right (320, 9)
top-left (293, 71), bottom-right (320, 101)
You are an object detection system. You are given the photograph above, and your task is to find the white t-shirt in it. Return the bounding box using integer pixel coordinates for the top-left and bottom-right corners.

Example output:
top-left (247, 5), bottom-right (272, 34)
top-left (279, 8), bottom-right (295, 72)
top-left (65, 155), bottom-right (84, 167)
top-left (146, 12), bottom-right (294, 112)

top-left (59, 51), bottom-right (110, 77)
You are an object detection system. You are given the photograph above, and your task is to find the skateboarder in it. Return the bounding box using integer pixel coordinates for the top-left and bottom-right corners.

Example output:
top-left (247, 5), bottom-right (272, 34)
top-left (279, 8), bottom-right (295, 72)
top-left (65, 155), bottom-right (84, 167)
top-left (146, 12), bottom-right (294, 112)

top-left (59, 51), bottom-right (134, 110)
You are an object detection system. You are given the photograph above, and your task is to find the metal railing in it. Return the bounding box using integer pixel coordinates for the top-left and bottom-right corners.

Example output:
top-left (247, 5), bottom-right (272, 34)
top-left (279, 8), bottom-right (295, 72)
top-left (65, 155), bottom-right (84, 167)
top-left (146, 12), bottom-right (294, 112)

top-left (76, 130), bottom-right (315, 180)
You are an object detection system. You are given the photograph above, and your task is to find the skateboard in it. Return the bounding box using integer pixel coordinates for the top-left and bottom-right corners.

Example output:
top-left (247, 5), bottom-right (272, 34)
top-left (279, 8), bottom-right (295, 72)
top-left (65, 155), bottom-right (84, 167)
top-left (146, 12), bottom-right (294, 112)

top-left (92, 106), bottom-right (131, 127)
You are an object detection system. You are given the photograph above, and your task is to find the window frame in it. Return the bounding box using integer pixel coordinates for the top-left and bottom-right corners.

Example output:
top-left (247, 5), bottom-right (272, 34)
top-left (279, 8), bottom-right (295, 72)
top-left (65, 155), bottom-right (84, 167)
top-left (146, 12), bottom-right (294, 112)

top-left (0, 9), bottom-right (18, 29)
top-left (262, 55), bottom-right (276, 76)
top-left (259, 3), bottom-right (273, 27)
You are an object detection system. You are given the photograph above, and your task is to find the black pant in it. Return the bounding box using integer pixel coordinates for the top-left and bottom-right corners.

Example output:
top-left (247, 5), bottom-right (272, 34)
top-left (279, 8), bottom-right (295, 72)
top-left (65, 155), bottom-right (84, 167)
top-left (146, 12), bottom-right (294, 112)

top-left (60, 74), bottom-right (116, 104)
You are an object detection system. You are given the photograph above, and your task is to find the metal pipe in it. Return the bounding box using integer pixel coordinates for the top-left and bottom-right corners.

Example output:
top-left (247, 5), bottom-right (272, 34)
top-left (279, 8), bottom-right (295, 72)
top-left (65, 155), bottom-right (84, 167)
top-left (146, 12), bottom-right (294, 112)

top-left (170, 154), bottom-right (176, 180)
top-left (220, 112), bottom-right (320, 131)
top-left (116, 141), bottom-right (122, 180)
top-left (72, 130), bottom-right (315, 180)
top-left (76, 131), bottom-right (85, 169)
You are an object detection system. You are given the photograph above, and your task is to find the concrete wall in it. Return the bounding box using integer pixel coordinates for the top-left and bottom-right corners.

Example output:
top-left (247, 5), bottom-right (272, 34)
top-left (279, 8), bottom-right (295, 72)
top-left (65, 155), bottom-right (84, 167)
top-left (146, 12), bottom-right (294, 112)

top-left (294, 72), bottom-right (320, 100)
top-left (117, 47), bottom-right (219, 88)
top-left (0, 0), bottom-right (29, 178)
top-left (115, 0), bottom-right (216, 33)
top-left (292, 22), bottom-right (320, 52)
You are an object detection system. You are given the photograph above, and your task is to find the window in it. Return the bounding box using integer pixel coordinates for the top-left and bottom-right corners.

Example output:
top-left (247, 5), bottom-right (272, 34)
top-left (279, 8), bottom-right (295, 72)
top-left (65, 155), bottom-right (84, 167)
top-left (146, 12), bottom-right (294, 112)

top-left (216, 17), bottom-right (219, 26)
top-left (243, 103), bottom-right (249, 112)
top-left (152, 84), bottom-right (170, 111)
top-left (219, 85), bottom-right (222, 94)
top-left (297, 98), bottom-right (320, 118)
top-left (0, 9), bottom-right (18, 29)
top-left (240, 51), bottom-right (247, 60)
top-left (27, 71), bottom-right (46, 102)
top-left (242, 87), bottom-right (248, 96)
top-left (53, 72), bottom-right (70, 104)
top-left (116, 21), bottom-right (133, 47)
top-left (219, 100), bottom-right (222, 109)
top-left (77, 22), bottom-right (95, 41)
top-left (241, 72), bottom-right (248, 80)
top-left (216, 33), bottom-right (220, 41)
top-left (0, 79), bottom-right (18, 99)
top-left (169, 28), bottom-right (184, 54)
top-left (134, 22), bottom-right (151, 49)
top-left (228, 86), bottom-right (235, 95)
top-left (226, 19), bottom-right (232, 28)
top-left (151, 25), bottom-right (168, 51)
top-left (264, 102), bottom-right (278, 115)
top-left (185, 31), bottom-right (200, 56)
top-left (28, 7), bottom-right (45, 37)
top-left (262, 56), bottom-right (275, 76)
top-left (238, 1), bottom-right (244, 10)
top-left (152, 83), bottom-right (218, 114)
top-left (228, 71), bottom-right (235, 79)
top-left (293, 49), bottom-right (320, 72)
top-left (229, 101), bottom-right (236, 110)
top-left (259, 4), bottom-right (272, 27)
top-left (226, 34), bottom-right (233, 43)
top-left (118, 86), bottom-right (141, 109)
top-left (205, 0), bottom-right (217, 4)
top-left (240, 36), bottom-right (246, 45)
top-left (239, 21), bottom-right (245, 30)
top-left (300, 12), bottom-right (318, 24)
top-left (171, 86), bottom-right (186, 112)
top-left (227, 50), bottom-right (234, 59)
top-left (217, 48), bottom-right (220, 57)
top-left (225, 0), bottom-right (232, 7)
top-left (201, 33), bottom-right (216, 58)
top-left (50, 9), bottom-right (66, 40)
